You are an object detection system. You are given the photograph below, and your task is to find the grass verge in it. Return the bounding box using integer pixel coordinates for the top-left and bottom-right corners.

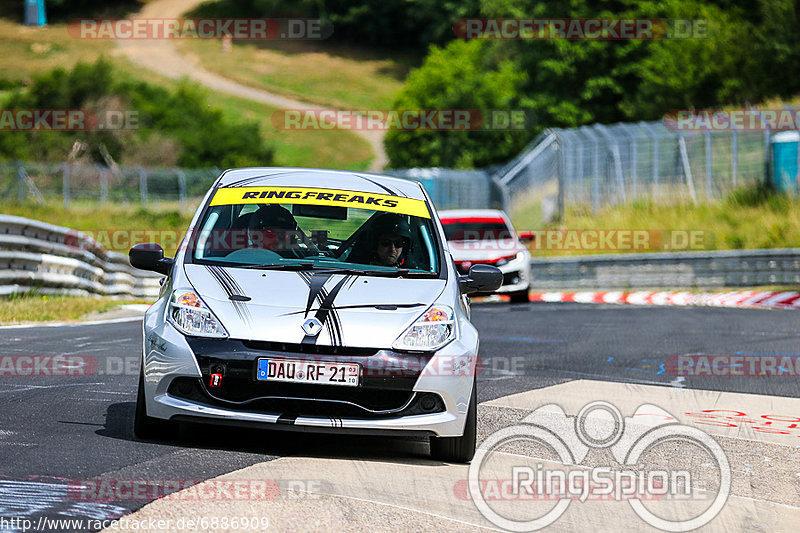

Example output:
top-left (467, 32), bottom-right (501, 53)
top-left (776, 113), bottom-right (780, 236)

top-left (511, 184), bottom-right (800, 256)
top-left (175, 38), bottom-right (409, 110)
top-left (0, 19), bottom-right (116, 86)
top-left (0, 292), bottom-right (148, 325)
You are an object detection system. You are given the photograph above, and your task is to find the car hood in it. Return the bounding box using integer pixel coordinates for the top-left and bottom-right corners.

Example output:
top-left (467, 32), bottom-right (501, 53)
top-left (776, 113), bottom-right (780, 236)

top-left (184, 264), bottom-right (446, 348)
top-left (447, 241), bottom-right (526, 262)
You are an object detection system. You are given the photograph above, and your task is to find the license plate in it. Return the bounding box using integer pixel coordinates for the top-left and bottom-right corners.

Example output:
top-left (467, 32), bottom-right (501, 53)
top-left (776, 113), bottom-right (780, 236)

top-left (256, 358), bottom-right (360, 387)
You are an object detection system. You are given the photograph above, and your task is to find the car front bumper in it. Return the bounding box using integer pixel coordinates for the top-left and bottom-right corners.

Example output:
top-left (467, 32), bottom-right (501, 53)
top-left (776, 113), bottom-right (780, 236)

top-left (141, 298), bottom-right (478, 437)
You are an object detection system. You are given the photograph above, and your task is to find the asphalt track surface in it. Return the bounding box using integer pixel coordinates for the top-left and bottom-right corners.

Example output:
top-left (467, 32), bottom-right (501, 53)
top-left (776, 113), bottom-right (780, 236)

top-left (1, 302), bottom-right (799, 531)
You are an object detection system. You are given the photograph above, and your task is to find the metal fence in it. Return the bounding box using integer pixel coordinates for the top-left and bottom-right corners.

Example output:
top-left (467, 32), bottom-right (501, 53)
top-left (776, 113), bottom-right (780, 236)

top-left (495, 119), bottom-right (778, 216)
top-left (2, 161), bottom-right (510, 212)
top-left (1, 161), bottom-right (222, 208)
top-left (384, 168), bottom-right (507, 211)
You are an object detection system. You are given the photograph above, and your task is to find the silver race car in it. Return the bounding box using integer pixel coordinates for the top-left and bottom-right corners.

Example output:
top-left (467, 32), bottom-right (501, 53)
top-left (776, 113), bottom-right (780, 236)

top-left (129, 168), bottom-right (502, 462)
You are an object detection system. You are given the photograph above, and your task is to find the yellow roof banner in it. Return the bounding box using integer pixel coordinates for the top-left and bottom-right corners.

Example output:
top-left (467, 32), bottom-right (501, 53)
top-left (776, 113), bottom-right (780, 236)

top-left (210, 186), bottom-right (431, 218)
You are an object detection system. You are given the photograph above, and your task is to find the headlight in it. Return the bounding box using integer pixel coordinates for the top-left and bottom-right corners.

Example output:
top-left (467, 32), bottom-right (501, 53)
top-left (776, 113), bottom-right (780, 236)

top-left (168, 290), bottom-right (228, 338)
top-left (494, 252), bottom-right (524, 267)
top-left (393, 305), bottom-right (455, 351)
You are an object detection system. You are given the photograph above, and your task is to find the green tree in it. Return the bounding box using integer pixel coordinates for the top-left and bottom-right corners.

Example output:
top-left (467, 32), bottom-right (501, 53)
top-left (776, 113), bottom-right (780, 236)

top-left (188, 0), bottom-right (481, 51)
top-left (385, 40), bottom-right (528, 168)
top-left (387, 0), bottom-right (800, 167)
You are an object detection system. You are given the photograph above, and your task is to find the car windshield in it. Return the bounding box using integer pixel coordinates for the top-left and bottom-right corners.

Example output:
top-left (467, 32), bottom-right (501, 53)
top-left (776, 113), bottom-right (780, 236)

top-left (441, 219), bottom-right (514, 242)
top-left (190, 186), bottom-right (440, 276)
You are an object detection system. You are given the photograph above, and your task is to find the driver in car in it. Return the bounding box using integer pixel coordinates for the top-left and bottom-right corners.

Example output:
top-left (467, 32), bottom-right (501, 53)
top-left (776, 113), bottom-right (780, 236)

top-left (246, 204), bottom-right (299, 250)
top-left (370, 214), bottom-right (412, 267)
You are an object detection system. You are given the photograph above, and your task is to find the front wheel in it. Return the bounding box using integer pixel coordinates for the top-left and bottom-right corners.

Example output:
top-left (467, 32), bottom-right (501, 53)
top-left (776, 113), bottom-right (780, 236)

top-left (430, 379), bottom-right (477, 463)
top-left (508, 286), bottom-right (530, 303)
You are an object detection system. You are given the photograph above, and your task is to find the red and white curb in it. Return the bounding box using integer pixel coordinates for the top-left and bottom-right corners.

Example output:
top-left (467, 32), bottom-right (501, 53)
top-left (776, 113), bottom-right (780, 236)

top-left (527, 290), bottom-right (800, 309)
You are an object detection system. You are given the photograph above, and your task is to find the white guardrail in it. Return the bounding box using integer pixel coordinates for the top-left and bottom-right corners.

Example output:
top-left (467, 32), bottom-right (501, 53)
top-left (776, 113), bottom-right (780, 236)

top-left (530, 248), bottom-right (800, 290)
top-left (0, 215), bottom-right (162, 298)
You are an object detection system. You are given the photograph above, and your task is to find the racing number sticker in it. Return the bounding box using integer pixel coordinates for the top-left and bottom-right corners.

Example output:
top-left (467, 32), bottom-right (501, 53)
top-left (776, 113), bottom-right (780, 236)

top-left (210, 186), bottom-right (431, 218)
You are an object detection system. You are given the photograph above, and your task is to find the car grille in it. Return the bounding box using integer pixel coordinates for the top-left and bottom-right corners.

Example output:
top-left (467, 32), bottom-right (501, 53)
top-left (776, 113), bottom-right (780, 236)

top-left (168, 377), bottom-right (445, 419)
top-left (242, 340), bottom-right (378, 357)
top-left (179, 338), bottom-right (444, 419)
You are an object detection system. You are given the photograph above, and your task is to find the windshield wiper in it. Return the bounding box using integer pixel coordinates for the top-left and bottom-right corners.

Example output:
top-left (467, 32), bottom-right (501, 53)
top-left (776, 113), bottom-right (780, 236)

top-left (313, 267), bottom-right (439, 278)
top-left (241, 262), bottom-right (315, 271)
top-left (239, 263), bottom-right (437, 278)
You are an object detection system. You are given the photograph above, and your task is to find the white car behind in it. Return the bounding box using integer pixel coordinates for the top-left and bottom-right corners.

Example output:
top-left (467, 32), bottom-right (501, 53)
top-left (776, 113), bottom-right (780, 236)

top-left (438, 209), bottom-right (532, 303)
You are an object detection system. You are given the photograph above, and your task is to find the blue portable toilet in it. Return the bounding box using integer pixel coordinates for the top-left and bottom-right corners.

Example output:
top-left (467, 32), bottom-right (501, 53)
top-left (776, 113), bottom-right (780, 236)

top-left (24, 0), bottom-right (47, 27)
top-left (770, 131), bottom-right (799, 195)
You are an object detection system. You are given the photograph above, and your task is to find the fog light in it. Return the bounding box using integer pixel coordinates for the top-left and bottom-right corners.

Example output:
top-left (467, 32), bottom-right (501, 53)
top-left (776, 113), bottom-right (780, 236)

top-left (420, 395), bottom-right (437, 412)
top-left (177, 380), bottom-right (193, 395)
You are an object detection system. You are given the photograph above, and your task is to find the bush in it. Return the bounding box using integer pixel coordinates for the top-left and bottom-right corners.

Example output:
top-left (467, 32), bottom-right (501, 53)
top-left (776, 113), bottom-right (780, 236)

top-left (0, 59), bottom-right (274, 168)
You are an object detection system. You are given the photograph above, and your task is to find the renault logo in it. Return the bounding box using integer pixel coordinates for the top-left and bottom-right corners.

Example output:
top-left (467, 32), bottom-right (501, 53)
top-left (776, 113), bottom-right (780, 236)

top-left (302, 318), bottom-right (323, 336)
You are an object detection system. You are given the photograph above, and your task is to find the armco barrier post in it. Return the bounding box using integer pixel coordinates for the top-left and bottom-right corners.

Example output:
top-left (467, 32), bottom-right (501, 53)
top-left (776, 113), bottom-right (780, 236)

top-left (731, 130), bottom-right (738, 188)
top-left (16, 162), bottom-right (25, 204)
top-left (99, 167), bottom-right (108, 203)
top-left (705, 129), bottom-right (712, 199)
top-left (177, 169), bottom-right (187, 210)
top-left (138, 167), bottom-right (148, 208)
top-left (62, 163), bottom-right (70, 207)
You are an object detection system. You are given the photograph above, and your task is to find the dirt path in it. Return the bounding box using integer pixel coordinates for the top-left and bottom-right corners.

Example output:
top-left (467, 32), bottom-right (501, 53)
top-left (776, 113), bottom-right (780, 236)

top-left (116, 0), bottom-right (387, 170)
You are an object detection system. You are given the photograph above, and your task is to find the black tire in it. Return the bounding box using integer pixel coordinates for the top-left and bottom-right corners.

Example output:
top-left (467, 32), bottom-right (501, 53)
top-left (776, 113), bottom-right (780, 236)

top-left (430, 379), bottom-right (477, 463)
top-left (508, 286), bottom-right (530, 303)
top-left (133, 367), bottom-right (175, 440)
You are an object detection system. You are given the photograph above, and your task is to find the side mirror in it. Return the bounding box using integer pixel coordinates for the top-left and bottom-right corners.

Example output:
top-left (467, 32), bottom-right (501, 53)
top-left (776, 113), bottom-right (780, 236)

top-left (518, 231), bottom-right (535, 244)
top-left (458, 264), bottom-right (503, 294)
top-left (129, 243), bottom-right (174, 275)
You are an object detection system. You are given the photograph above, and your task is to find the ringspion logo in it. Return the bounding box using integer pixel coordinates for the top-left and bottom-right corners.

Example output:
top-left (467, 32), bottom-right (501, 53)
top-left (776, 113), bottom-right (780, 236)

top-left (468, 401), bottom-right (730, 531)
